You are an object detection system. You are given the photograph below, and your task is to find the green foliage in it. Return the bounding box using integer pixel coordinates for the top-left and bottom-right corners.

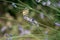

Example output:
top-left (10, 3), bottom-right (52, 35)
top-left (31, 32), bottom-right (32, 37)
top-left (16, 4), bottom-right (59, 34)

top-left (0, 0), bottom-right (60, 40)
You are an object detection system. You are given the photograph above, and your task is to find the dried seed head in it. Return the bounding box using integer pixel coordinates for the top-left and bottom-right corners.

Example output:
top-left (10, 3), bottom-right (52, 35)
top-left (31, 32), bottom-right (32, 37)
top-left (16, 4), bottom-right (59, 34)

top-left (23, 8), bottom-right (29, 16)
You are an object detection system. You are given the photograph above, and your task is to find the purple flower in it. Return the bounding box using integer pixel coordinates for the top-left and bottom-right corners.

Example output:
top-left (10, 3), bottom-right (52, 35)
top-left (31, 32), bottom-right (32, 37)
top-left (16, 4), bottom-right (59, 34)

top-left (1, 26), bottom-right (7, 32)
top-left (18, 24), bottom-right (31, 36)
top-left (4, 33), bottom-right (9, 37)
top-left (24, 30), bottom-right (31, 34)
top-left (20, 30), bottom-right (31, 36)
top-left (18, 25), bottom-right (24, 32)
top-left (55, 23), bottom-right (60, 26)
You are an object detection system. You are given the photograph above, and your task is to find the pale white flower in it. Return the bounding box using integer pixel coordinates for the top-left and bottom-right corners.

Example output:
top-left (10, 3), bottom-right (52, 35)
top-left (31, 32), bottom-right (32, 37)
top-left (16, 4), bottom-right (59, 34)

top-left (34, 20), bottom-right (39, 27)
top-left (36, 0), bottom-right (41, 3)
top-left (53, 2), bottom-right (60, 8)
top-left (34, 20), bottom-right (38, 24)
top-left (24, 16), bottom-right (30, 21)
top-left (23, 16), bottom-right (33, 22)
top-left (12, 3), bottom-right (17, 8)
top-left (46, 0), bottom-right (51, 6)
top-left (29, 18), bottom-right (33, 22)
top-left (42, 2), bottom-right (46, 6)
top-left (23, 16), bottom-right (39, 27)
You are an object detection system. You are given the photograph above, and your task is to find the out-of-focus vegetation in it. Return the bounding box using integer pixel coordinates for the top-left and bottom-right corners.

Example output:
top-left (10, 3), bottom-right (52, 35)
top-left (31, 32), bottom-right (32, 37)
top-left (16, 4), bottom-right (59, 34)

top-left (0, 0), bottom-right (60, 40)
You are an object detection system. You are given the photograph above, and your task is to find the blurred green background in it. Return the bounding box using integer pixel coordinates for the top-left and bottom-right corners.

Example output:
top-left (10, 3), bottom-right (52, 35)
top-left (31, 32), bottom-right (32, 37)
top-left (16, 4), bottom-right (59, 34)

top-left (0, 0), bottom-right (60, 40)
